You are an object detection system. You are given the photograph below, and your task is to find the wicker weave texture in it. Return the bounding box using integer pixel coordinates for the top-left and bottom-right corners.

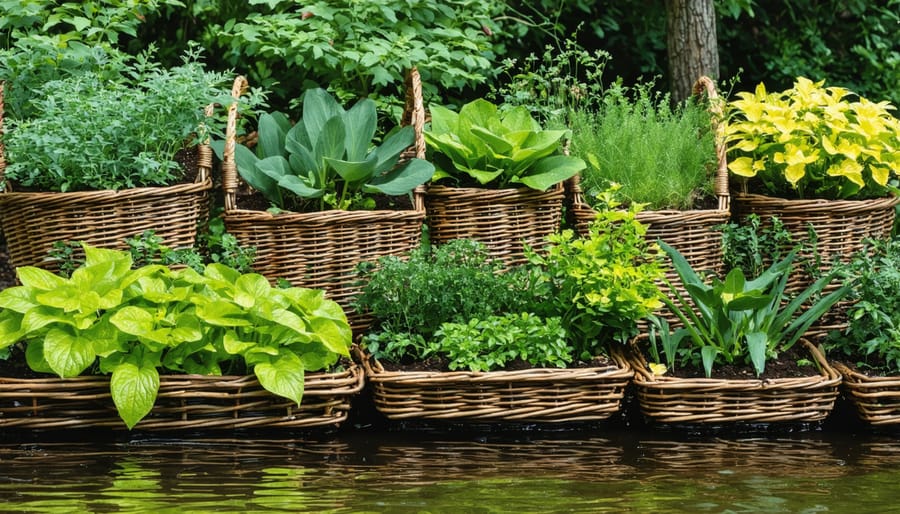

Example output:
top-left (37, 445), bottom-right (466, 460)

top-left (221, 72), bottom-right (426, 331)
top-left (833, 362), bottom-right (900, 426)
top-left (356, 346), bottom-right (633, 422)
top-left (629, 340), bottom-right (841, 424)
top-left (0, 365), bottom-right (363, 430)
top-left (0, 82), bottom-right (212, 271)
top-left (424, 183), bottom-right (565, 267)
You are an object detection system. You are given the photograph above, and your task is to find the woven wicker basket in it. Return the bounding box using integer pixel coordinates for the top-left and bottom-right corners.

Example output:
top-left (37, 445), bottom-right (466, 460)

top-left (424, 182), bottom-right (565, 267)
top-left (0, 81), bottom-right (212, 272)
top-left (832, 362), bottom-right (900, 426)
top-left (567, 76), bottom-right (730, 324)
top-left (0, 364), bottom-right (363, 431)
top-left (221, 71), bottom-right (427, 332)
top-left (629, 339), bottom-right (841, 424)
top-left (355, 345), bottom-right (633, 423)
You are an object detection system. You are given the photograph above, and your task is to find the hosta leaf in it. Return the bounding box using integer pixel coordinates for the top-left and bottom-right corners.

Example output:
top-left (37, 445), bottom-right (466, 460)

top-left (747, 331), bottom-right (768, 377)
top-left (366, 158), bottom-right (435, 196)
top-left (253, 352), bottom-right (305, 405)
top-left (110, 360), bottom-right (160, 429)
top-left (516, 154), bottom-right (585, 191)
top-left (43, 328), bottom-right (95, 378)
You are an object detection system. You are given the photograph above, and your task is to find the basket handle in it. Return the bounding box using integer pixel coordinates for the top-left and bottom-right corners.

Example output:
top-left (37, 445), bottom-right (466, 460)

top-left (222, 75), bottom-right (250, 211)
top-left (693, 75), bottom-right (730, 210)
top-left (222, 70), bottom-right (426, 212)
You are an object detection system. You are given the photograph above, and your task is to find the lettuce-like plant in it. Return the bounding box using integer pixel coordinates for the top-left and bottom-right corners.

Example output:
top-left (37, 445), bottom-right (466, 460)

top-left (0, 244), bottom-right (351, 429)
top-left (648, 241), bottom-right (850, 378)
top-left (423, 98), bottom-right (586, 190)
top-left (223, 88), bottom-right (435, 211)
top-left (725, 77), bottom-right (900, 200)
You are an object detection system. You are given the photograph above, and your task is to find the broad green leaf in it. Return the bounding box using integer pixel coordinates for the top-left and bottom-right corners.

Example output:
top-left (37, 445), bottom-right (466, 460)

top-left (223, 330), bottom-right (256, 355)
top-left (203, 263), bottom-right (242, 285)
top-left (82, 244), bottom-right (133, 271)
top-left (372, 125), bottom-right (416, 172)
top-left (501, 106), bottom-right (542, 132)
top-left (746, 331), bottom-right (768, 376)
top-left (343, 98), bottom-right (377, 161)
top-left (285, 123), bottom-right (314, 162)
top-left (253, 352), bottom-right (305, 405)
top-left (326, 154), bottom-right (378, 184)
top-left (0, 314), bottom-right (24, 348)
top-left (16, 267), bottom-right (66, 291)
top-left (235, 274), bottom-right (272, 309)
top-left (302, 88), bottom-right (344, 150)
top-left (307, 317), bottom-right (352, 356)
top-left (701, 345), bottom-right (719, 378)
top-left (25, 341), bottom-right (54, 374)
top-left (516, 155), bottom-right (585, 191)
top-left (0, 286), bottom-right (38, 313)
top-left (110, 360), bottom-right (160, 429)
top-left (257, 112), bottom-right (288, 159)
top-left (427, 103), bottom-right (459, 136)
top-left (256, 155), bottom-right (293, 184)
top-left (22, 306), bottom-right (79, 332)
top-left (43, 328), bottom-right (95, 378)
top-left (278, 175), bottom-right (324, 198)
top-left (314, 115), bottom-right (347, 164)
top-left (195, 299), bottom-right (254, 327)
top-left (471, 125), bottom-right (514, 154)
top-left (296, 343), bottom-right (339, 371)
top-left (109, 306), bottom-right (156, 338)
top-left (366, 158), bottom-right (435, 196)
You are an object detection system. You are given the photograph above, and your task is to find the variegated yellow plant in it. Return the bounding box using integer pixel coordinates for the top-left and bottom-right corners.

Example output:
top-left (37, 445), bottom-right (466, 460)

top-left (725, 77), bottom-right (900, 199)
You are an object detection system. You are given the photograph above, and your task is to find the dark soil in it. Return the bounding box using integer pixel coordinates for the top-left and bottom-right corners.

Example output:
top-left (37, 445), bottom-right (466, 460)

top-left (236, 190), bottom-right (415, 213)
top-left (647, 344), bottom-right (823, 380)
top-left (380, 354), bottom-right (620, 373)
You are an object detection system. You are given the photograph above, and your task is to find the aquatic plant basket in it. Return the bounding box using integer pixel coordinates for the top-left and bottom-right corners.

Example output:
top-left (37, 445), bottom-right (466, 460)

top-left (0, 81), bottom-right (212, 272)
top-left (221, 71), bottom-right (427, 332)
top-left (832, 362), bottom-right (900, 426)
top-left (629, 339), bottom-right (841, 424)
top-left (354, 346), bottom-right (633, 423)
top-left (566, 76), bottom-right (731, 325)
top-left (0, 365), bottom-right (364, 430)
top-left (424, 182), bottom-right (565, 267)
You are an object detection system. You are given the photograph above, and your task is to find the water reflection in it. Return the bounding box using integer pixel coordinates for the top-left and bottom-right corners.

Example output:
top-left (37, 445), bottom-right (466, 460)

top-left (0, 430), bottom-right (899, 513)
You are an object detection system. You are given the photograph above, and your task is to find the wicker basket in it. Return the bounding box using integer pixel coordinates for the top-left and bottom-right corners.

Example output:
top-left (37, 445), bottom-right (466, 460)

top-left (0, 364), bottom-right (363, 431)
top-left (0, 81), bottom-right (212, 272)
top-left (832, 362), bottom-right (900, 426)
top-left (221, 71), bottom-right (427, 332)
top-left (355, 345), bottom-right (633, 423)
top-left (567, 76), bottom-right (730, 324)
top-left (424, 182), bottom-right (565, 267)
top-left (629, 339), bottom-right (841, 424)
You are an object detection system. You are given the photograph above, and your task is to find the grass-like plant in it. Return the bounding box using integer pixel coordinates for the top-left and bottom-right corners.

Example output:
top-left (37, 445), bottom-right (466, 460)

top-left (569, 81), bottom-right (717, 211)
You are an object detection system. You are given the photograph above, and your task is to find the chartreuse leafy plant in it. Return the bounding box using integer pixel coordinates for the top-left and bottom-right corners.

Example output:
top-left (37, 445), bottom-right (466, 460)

top-left (223, 88), bottom-right (434, 212)
top-left (725, 76), bottom-right (900, 200)
top-left (0, 244), bottom-right (351, 429)
top-left (526, 187), bottom-right (665, 358)
top-left (423, 98), bottom-right (586, 190)
top-left (648, 241), bottom-right (849, 378)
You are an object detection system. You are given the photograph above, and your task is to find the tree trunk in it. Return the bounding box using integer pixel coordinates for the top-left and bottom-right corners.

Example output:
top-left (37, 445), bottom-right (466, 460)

top-left (665, 0), bottom-right (719, 102)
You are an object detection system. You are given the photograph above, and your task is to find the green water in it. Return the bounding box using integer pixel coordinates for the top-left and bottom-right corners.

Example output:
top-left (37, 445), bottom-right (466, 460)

top-left (1, 426), bottom-right (899, 513)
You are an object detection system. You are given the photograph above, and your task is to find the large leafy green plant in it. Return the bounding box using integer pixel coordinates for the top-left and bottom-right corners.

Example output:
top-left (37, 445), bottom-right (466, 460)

top-left (0, 244), bottom-right (351, 429)
top-left (223, 88), bottom-right (435, 211)
top-left (725, 77), bottom-right (900, 200)
top-left (423, 98), bottom-right (586, 190)
top-left (648, 241), bottom-right (850, 378)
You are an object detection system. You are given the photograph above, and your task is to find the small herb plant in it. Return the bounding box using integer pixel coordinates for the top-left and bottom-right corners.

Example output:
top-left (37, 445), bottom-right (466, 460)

top-left (3, 45), bottom-right (232, 192)
top-left (0, 244), bottom-right (350, 429)
top-left (423, 98), bottom-right (586, 190)
top-left (221, 88), bottom-right (434, 211)
top-left (648, 241), bottom-right (849, 378)
top-left (825, 239), bottom-right (900, 375)
top-left (570, 81), bottom-right (718, 211)
top-left (725, 76), bottom-right (900, 200)
top-left (526, 187), bottom-right (665, 358)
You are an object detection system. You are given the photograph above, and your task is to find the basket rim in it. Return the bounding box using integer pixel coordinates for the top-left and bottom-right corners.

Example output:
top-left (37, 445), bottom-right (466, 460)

top-left (221, 70), bottom-right (427, 215)
top-left (354, 344), bottom-right (634, 384)
top-left (733, 191), bottom-right (900, 211)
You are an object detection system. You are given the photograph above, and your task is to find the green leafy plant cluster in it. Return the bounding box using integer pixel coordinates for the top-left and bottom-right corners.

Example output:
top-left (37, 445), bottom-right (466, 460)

top-left (424, 98), bottom-right (586, 190)
top-left (649, 241), bottom-right (849, 377)
top-left (430, 313), bottom-right (571, 372)
top-left (355, 239), bottom-right (543, 342)
top-left (720, 214), bottom-right (798, 278)
top-left (725, 77), bottom-right (900, 200)
top-left (204, 0), bottom-right (509, 113)
top-left (0, 244), bottom-right (350, 428)
top-left (570, 80), bottom-right (718, 210)
top-left (825, 238), bottom-right (900, 375)
top-left (526, 187), bottom-right (665, 358)
top-left (3, 45), bottom-right (233, 192)
top-left (219, 87), bottom-right (434, 211)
